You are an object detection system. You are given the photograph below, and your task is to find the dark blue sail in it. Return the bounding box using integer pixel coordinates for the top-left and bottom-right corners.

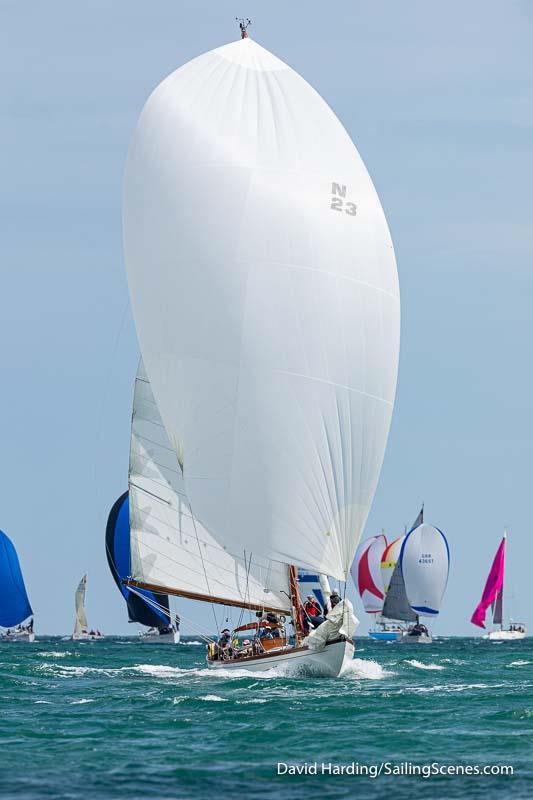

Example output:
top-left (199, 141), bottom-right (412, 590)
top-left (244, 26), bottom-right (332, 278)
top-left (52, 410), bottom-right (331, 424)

top-left (0, 530), bottom-right (33, 627)
top-left (106, 492), bottom-right (170, 628)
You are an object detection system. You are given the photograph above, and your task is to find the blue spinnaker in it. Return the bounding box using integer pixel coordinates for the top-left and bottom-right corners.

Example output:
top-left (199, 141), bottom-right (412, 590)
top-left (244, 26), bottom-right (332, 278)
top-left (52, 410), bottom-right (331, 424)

top-left (0, 530), bottom-right (33, 628)
top-left (106, 492), bottom-right (169, 628)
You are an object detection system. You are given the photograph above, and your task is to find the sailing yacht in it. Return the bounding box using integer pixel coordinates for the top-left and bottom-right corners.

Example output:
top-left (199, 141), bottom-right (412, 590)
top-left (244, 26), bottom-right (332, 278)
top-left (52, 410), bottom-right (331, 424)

top-left (380, 517), bottom-right (450, 644)
top-left (471, 531), bottom-right (526, 641)
top-left (0, 529), bottom-right (35, 642)
top-left (106, 491), bottom-right (180, 643)
top-left (122, 25), bottom-right (400, 675)
top-left (72, 575), bottom-right (104, 641)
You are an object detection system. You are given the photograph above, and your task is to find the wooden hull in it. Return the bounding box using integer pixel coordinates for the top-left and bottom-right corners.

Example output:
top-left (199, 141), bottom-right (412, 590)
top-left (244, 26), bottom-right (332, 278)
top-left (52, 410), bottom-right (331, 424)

top-left (207, 638), bottom-right (354, 676)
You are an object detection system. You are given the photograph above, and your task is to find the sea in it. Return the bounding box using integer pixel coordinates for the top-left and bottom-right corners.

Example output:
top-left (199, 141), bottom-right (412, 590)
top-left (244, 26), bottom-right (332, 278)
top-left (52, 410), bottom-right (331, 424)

top-left (0, 636), bottom-right (531, 800)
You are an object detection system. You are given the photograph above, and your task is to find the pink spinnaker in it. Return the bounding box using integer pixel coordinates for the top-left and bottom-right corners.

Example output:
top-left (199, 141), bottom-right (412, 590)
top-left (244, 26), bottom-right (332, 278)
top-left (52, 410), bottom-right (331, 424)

top-left (471, 536), bottom-right (506, 628)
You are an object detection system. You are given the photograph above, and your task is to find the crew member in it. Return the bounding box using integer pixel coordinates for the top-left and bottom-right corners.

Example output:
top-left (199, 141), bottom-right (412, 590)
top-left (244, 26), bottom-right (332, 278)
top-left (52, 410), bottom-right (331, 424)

top-left (304, 595), bottom-right (325, 628)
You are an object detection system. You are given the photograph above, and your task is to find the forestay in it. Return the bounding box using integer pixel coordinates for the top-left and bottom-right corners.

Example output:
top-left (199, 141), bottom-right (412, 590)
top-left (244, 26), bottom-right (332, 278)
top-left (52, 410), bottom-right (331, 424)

top-left (129, 361), bottom-right (291, 613)
top-left (123, 36), bottom-right (400, 581)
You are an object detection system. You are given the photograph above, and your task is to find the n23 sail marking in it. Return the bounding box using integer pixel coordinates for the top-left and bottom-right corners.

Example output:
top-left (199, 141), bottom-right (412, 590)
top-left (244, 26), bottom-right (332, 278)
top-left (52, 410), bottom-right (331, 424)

top-left (330, 182), bottom-right (357, 216)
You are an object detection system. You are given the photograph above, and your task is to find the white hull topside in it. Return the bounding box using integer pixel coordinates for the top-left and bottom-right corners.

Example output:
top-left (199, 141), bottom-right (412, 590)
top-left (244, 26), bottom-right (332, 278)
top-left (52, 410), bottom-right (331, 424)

top-left (72, 633), bottom-right (105, 641)
top-left (208, 638), bottom-right (354, 677)
top-left (484, 630), bottom-right (526, 641)
top-left (0, 631), bottom-right (35, 643)
top-left (139, 630), bottom-right (180, 644)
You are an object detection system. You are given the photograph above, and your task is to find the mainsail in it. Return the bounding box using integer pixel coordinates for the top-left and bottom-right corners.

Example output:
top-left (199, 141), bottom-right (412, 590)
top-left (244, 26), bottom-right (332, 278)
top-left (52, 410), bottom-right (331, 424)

top-left (381, 553), bottom-right (417, 622)
top-left (74, 574), bottom-right (89, 635)
top-left (471, 533), bottom-right (506, 629)
top-left (0, 530), bottom-right (33, 628)
top-left (351, 534), bottom-right (387, 613)
top-left (123, 36), bottom-right (400, 582)
top-left (492, 590), bottom-right (503, 626)
top-left (106, 492), bottom-right (172, 628)
top-left (128, 361), bottom-right (291, 613)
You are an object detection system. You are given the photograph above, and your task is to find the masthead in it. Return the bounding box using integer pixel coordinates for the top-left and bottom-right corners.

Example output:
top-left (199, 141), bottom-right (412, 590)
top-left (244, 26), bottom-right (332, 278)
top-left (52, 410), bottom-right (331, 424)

top-left (236, 17), bottom-right (251, 39)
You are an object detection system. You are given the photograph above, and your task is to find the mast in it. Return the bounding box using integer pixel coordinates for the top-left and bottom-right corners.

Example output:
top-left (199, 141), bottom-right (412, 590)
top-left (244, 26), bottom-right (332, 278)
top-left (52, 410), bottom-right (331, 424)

top-left (236, 17), bottom-right (251, 39)
top-left (289, 565), bottom-right (304, 644)
top-left (494, 530), bottom-right (507, 630)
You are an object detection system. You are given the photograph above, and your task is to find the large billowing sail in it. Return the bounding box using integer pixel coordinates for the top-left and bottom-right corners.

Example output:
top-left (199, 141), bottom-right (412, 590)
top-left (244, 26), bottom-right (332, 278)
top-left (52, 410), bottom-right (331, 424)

top-left (351, 534), bottom-right (387, 613)
top-left (0, 530), bottom-right (33, 628)
top-left (401, 524), bottom-right (450, 616)
top-left (471, 534), bottom-right (506, 629)
top-left (123, 36), bottom-right (400, 581)
top-left (106, 492), bottom-right (171, 628)
top-left (128, 361), bottom-right (291, 613)
top-left (74, 574), bottom-right (89, 635)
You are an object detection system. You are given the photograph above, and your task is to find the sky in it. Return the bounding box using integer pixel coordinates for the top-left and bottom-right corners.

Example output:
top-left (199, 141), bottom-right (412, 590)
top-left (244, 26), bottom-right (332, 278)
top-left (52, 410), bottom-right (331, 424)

top-left (1, 1), bottom-right (532, 636)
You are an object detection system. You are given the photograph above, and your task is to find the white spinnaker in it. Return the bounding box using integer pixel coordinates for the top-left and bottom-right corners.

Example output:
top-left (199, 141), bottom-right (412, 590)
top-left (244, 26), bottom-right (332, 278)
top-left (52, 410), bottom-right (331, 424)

top-left (401, 524), bottom-right (450, 616)
top-left (124, 37), bottom-right (400, 581)
top-left (129, 361), bottom-right (291, 613)
top-left (74, 574), bottom-right (88, 634)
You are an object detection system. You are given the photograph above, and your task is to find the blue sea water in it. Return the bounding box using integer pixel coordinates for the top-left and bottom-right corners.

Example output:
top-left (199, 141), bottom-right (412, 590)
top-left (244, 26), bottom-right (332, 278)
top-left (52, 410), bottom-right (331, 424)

top-left (0, 636), bottom-right (531, 799)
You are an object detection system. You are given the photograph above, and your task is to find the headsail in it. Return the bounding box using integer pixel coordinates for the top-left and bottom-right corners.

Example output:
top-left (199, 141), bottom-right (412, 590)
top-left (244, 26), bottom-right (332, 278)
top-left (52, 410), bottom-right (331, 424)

top-left (381, 553), bottom-right (417, 622)
top-left (106, 492), bottom-right (171, 628)
top-left (351, 534), bottom-right (387, 613)
top-left (128, 361), bottom-right (291, 613)
top-left (74, 574), bottom-right (89, 635)
top-left (0, 530), bottom-right (33, 628)
top-left (471, 534), bottom-right (506, 629)
top-left (400, 524), bottom-right (450, 616)
top-left (123, 36), bottom-right (400, 581)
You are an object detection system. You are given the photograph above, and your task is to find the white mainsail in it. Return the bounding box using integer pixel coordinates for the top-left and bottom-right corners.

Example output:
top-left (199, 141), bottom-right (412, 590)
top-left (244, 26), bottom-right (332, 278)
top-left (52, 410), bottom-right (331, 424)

top-left (74, 574), bottom-right (89, 635)
top-left (129, 361), bottom-right (291, 613)
top-left (124, 36), bottom-right (400, 581)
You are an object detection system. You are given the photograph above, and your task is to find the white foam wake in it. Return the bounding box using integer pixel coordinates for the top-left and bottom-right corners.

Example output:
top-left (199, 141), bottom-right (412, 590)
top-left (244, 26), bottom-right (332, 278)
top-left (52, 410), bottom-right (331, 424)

top-left (342, 658), bottom-right (393, 680)
top-left (405, 659), bottom-right (444, 671)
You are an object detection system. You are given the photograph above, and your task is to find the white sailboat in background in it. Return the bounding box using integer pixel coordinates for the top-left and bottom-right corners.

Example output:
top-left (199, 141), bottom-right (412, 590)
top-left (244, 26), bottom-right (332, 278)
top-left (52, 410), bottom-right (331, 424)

top-left (72, 575), bottom-right (104, 641)
top-left (122, 23), bottom-right (400, 675)
top-left (472, 532), bottom-right (526, 641)
top-left (380, 516), bottom-right (450, 644)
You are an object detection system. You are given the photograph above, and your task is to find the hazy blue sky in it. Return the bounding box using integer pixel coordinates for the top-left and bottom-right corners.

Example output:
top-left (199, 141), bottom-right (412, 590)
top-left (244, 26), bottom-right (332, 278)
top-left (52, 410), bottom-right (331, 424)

top-left (1, 1), bottom-right (532, 636)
